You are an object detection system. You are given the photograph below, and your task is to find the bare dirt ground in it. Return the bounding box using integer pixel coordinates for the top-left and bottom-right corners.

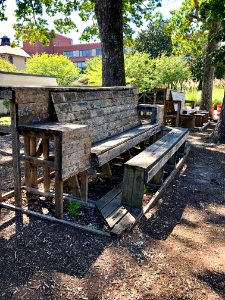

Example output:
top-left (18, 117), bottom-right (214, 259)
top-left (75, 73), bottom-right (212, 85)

top-left (0, 124), bottom-right (225, 300)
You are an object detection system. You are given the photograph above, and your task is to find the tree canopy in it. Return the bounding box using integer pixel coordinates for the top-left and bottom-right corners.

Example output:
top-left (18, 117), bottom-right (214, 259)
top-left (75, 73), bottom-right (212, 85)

top-left (25, 53), bottom-right (79, 86)
top-left (135, 19), bottom-right (172, 58)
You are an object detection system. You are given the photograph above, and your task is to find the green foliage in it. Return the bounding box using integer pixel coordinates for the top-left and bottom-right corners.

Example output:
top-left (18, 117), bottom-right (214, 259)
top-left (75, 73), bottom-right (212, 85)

top-left (0, 116), bottom-right (10, 125)
top-left (66, 200), bottom-right (84, 218)
top-left (151, 55), bottom-right (191, 90)
top-left (0, 0), bottom-right (160, 44)
top-left (25, 53), bottom-right (79, 86)
top-left (84, 56), bottom-right (102, 86)
top-left (3, 99), bottom-right (9, 110)
top-left (125, 51), bottom-right (153, 91)
top-left (0, 58), bottom-right (17, 72)
top-left (84, 51), bottom-right (192, 92)
top-left (135, 19), bottom-right (172, 58)
top-left (185, 87), bottom-right (224, 107)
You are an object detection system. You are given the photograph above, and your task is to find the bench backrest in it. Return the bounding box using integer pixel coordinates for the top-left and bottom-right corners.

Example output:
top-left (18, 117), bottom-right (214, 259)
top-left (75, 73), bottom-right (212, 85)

top-left (51, 87), bottom-right (141, 143)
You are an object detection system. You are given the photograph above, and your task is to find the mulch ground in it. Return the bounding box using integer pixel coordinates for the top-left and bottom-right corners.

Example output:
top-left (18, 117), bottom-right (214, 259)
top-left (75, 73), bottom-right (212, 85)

top-left (0, 124), bottom-right (225, 300)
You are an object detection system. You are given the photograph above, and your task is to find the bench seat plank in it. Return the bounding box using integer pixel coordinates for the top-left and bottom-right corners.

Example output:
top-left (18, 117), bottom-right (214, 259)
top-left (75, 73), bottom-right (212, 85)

top-left (121, 127), bottom-right (189, 208)
top-left (125, 127), bottom-right (188, 171)
top-left (91, 123), bottom-right (161, 167)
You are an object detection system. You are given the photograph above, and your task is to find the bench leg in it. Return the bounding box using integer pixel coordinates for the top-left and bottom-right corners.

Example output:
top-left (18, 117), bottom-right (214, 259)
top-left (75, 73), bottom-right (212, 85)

top-left (68, 175), bottom-right (81, 197)
top-left (80, 172), bottom-right (89, 202)
top-left (122, 167), bottom-right (145, 209)
top-left (150, 166), bottom-right (164, 185)
top-left (54, 135), bottom-right (63, 219)
top-left (102, 163), bottom-right (112, 177)
top-left (165, 152), bottom-right (177, 171)
top-left (177, 142), bottom-right (186, 158)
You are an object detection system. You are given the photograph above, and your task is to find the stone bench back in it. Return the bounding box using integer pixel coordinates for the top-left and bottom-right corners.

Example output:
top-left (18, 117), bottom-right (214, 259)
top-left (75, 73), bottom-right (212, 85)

top-left (50, 87), bottom-right (141, 143)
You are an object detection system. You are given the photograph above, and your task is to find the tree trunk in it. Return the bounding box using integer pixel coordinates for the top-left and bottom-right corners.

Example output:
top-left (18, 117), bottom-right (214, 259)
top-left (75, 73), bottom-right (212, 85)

top-left (200, 21), bottom-right (220, 112)
top-left (212, 91), bottom-right (225, 143)
top-left (95, 0), bottom-right (126, 86)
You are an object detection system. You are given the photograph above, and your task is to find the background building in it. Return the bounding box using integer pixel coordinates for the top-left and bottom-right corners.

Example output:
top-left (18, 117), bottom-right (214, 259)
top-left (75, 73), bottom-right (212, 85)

top-left (0, 36), bottom-right (30, 70)
top-left (23, 33), bottom-right (102, 71)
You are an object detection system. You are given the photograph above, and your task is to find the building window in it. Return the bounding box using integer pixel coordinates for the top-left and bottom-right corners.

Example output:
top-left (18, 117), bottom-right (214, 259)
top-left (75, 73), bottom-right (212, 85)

top-left (8, 55), bottom-right (13, 64)
top-left (76, 61), bottom-right (86, 71)
top-left (79, 49), bottom-right (93, 57)
top-left (63, 51), bottom-right (75, 58)
top-left (96, 48), bottom-right (102, 56)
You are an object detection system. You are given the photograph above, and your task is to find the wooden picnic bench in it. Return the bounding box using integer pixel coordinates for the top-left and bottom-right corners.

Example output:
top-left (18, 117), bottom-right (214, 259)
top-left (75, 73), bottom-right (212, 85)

top-left (121, 127), bottom-right (189, 208)
top-left (94, 126), bottom-right (189, 235)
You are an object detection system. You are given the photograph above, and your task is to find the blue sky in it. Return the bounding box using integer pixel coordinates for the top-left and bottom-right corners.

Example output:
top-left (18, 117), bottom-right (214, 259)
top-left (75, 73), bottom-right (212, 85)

top-left (1, 0), bottom-right (183, 44)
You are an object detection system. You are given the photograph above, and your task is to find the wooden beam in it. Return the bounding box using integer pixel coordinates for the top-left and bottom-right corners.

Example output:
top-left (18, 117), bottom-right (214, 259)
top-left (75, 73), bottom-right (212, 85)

top-left (29, 136), bottom-right (38, 187)
top-left (10, 96), bottom-right (22, 207)
top-left (102, 163), bottom-right (112, 177)
top-left (67, 175), bottom-right (81, 197)
top-left (80, 172), bottom-right (89, 202)
top-left (0, 202), bottom-right (112, 237)
top-left (54, 134), bottom-right (63, 218)
top-left (21, 155), bottom-right (54, 168)
top-left (42, 138), bottom-right (51, 192)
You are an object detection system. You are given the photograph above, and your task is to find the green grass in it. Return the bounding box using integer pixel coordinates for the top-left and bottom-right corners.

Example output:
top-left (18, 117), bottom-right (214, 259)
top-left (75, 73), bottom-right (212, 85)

top-left (185, 87), bottom-right (224, 107)
top-left (0, 116), bottom-right (10, 125)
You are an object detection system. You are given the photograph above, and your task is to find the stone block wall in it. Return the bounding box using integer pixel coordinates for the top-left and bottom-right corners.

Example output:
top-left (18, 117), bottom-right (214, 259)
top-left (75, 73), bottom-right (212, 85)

top-left (15, 87), bottom-right (50, 125)
top-left (60, 123), bottom-right (91, 180)
top-left (51, 87), bottom-right (140, 143)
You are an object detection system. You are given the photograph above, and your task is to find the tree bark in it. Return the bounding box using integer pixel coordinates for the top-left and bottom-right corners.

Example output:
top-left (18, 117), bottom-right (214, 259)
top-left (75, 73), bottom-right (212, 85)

top-left (200, 21), bottom-right (221, 112)
top-left (212, 91), bottom-right (225, 143)
top-left (95, 0), bottom-right (126, 86)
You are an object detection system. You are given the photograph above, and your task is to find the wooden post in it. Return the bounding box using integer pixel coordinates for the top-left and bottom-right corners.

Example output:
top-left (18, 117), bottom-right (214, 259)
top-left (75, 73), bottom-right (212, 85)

top-left (42, 138), bottom-right (50, 192)
top-left (54, 134), bottom-right (63, 218)
top-left (29, 136), bottom-right (38, 187)
top-left (139, 141), bottom-right (146, 151)
top-left (102, 163), bottom-right (112, 177)
top-left (150, 167), bottom-right (164, 185)
top-left (24, 134), bottom-right (31, 186)
top-left (10, 97), bottom-right (22, 207)
top-left (80, 172), bottom-right (88, 202)
top-left (67, 175), bottom-right (81, 197)
top-left (165, 152), bottom-right (177, 172)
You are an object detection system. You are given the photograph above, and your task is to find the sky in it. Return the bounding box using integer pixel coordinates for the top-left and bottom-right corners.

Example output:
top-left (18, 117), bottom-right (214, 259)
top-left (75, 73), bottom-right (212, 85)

top-left (0, 0), bottom-right (183, 44)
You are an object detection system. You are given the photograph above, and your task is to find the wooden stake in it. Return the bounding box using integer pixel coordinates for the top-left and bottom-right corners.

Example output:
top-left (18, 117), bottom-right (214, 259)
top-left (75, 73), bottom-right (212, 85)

top-left (80, 172), bottom-right (88, 202)
top-left (102, 163), bottom-right (112, 177)
top-left (42, 138), bottom-right (50, 192)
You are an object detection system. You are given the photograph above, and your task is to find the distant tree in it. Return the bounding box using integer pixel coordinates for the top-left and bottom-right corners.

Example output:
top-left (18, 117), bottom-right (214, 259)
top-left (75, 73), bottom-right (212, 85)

top-left (25, 54), bottom-right (79, 86)
top-left (84, 56), bottom-right (102, 86)
top-left (0, 58), bottom-right (17, 72)
top-left (83, 51), bottom-right (191, 92)
top-left (135, 19), bottom-right (172, 58)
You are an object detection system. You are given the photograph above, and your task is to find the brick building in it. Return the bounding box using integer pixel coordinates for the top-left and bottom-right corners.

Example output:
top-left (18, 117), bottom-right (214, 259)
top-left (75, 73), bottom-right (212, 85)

top-left (23, 33), bottom-right (101, 71)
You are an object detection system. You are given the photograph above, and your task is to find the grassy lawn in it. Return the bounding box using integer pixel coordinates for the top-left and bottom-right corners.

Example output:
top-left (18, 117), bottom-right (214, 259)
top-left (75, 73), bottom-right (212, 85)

top-left (0, 116), bottom-right (11, 125)
top-left (185, 87), bottom-right (224, 107)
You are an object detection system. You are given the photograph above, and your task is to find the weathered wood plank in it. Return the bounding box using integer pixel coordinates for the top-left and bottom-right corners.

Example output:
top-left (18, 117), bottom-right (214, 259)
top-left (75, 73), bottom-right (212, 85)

top-left (29, 136), bottom-right (38, 187)
top-left (95, 184), bottom-right (122, 210)
top-left (21, 155), bottom-right (54, 168)
top-left (100, 194), bottom-right (121, 219)
top-left (42, 138), bottom-right (51, 192)
top-left (10, 98), bottom-right (22, 207)
top-left (54, 134), bottom-right (63, 218)
top-left (129, 168), bottom-right (145, 208)
top-left (94, 124), bottom-right (161, 167)
top-left (80, 172), bottom-right (88, 202)
top-left (125, 128), bottom-right (188, 170)
top-left (110, 208), bottom-right (137, 236)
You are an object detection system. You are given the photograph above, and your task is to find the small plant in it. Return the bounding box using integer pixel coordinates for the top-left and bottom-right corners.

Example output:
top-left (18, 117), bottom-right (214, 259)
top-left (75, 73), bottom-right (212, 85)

top-left (67, 200), bottom-right (84, 218)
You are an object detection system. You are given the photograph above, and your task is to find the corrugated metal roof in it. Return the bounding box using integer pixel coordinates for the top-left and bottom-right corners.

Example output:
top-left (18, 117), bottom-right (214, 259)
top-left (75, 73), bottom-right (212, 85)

top-left (0, 45), bottom-right (30, 57)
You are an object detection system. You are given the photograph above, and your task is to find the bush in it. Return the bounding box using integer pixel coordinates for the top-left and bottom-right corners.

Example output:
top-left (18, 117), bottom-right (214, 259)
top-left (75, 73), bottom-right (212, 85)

top-left (25, 53), bottom-right (80, 86)
top-left (0, 58), bottom-right (17, 72)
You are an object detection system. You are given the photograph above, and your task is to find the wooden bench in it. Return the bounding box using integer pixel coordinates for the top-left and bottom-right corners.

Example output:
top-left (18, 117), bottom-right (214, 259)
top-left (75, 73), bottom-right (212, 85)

top-left (0, 86), bottom-right (163, 219)
top-left (121, 127), bottom-right (189, 208)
